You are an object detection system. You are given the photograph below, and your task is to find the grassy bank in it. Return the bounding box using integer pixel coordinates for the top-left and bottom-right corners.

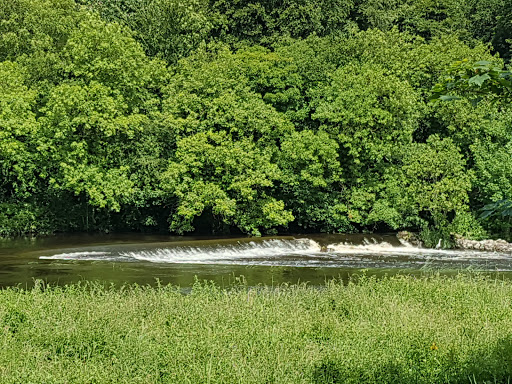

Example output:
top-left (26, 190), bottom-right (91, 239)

top-left (1, 275), bottom-right (512, 383)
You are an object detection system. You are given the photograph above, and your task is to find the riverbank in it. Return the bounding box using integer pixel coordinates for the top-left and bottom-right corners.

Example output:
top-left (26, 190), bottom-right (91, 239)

top-left (397, 230), bottom-right (512, 251)
top-left (1, 274), bottom-right (511, 383)
top-left (454, 236), bottom-right (512, 252)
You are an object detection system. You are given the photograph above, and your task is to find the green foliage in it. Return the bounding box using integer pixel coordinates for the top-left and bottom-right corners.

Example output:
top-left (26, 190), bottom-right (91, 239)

top-left (431, 59), bottom-right (512, 103)
top-left (0, 0), bottom-right (80, 59)
top-left (478, 198), bottom-right (512, 240)
top-left (161, 131), bottom-right (293, 235)
top-left (492, 1), bottom-right (512, 62)
top-left (0, 61), bottom-right (38, 200)
top-left (277, 130), bottom-right (349, 231)
top-left (210, 0), bottom-right (355, 45)
top-left (0, 202), bottom-right (51, 236)
top-left (354, 0), bottom-right (505, 43)
top-left (36, 15), bottom-right (166, 212)
top-left (448, 211), bottom-right (487, 240)
top-left (0, 0), bottom-right (86, 85)
top-left (431, 59), bottom-right (512, 239)
top-left (0, 0), bottom-right (508, 240)
top-left (398, 136), bottom-right (472, 227)
top-left (309, 62), bottom-right (423, 229)
top-left (78, 0), bottom-right (213, 64)
top-left (62, 16), bottom-right (166, 110)
top-left (472, 138), bottom-right (512, 202)
top-left (162, 47), bottom-right (294, 142)
top-left (312, 62), bottom-right (421, 165)
top-left (331, 28), bottom-right (493, 93)
top-left (480, 200), bottom-right (512, 220)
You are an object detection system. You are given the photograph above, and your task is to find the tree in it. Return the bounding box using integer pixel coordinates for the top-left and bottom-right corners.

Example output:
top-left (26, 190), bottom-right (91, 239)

top-left (78, 0), bottom-right (213, 64)
top-left (492, 1), bottom-right (512, 62)
top-left (32, 15), bottom-right (168, 230)
top-left (431, 59), bottom-right (512, 239)
top-left (396, 136), bottom-right (472, 229)
top-left (277, 130), bottom-right (348, 232)
top-left (209, 0), bottom-right (355, 46)
top-left (354, 0), bottom-right (505, 44)
top-left (0, 61), bottom-right (37, 199)
top-left (311, 62), bottom-right (421, 174)
top-left (0, 61), bottom-right (46, 235)
top-left (161, 131), bottom-right (293, 235)
top-left (0, 0), bottom-right (87, 85)
top-left (430, 60), bottom-right (512, 103)
top-left (159, 46), bottom-right (297, 234)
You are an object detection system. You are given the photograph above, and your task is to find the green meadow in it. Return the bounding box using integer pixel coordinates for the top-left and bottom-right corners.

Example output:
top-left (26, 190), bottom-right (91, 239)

top-left (1, 274), bottom-right (512, 383)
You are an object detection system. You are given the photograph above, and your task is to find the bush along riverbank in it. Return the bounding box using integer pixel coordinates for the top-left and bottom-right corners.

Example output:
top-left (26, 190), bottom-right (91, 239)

top-left (1, 274), bottom-right (512, 383)
top-left (1, 0), bottom-right (512, 241)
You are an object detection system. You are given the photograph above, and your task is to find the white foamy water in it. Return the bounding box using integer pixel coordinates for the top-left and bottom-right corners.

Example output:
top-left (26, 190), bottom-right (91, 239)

top-left (326, 241), bottom-right (512, 260)
top-left (39, 239), bottom-right (322, 264)
top-left (38, 237), bottom-right (512, 269)
top-left (122, 239), bottom-right (321, 263)
top-left (40, 251), bottom-right (112, 260)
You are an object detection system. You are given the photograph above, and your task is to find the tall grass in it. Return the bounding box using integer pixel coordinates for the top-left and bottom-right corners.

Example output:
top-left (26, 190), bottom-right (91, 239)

top-left (1, 274), bottom-right (512, 383)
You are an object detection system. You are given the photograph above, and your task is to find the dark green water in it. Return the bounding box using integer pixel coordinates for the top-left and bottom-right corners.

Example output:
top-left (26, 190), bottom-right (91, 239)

top-left (1, 233), bottom-right (511, 288)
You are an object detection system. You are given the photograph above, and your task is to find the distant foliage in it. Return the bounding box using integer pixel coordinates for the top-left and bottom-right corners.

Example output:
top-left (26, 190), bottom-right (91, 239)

top-left (492, 1), bottom-right (512, 61)
top-left (0, 0), bottom-right (511, 240)
top-left (209, 0), bottom-right (355, 45)
top-left (354, 0), bottom-right (506, 44)
top-left (78, 0), bottom-right (213, 64)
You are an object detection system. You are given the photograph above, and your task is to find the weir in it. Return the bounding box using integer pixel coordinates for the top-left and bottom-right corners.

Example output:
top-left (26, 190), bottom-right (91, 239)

top-left (38, 236), bottom-right (512, 269)
top-left (0, 233), bottom-right (510, 288)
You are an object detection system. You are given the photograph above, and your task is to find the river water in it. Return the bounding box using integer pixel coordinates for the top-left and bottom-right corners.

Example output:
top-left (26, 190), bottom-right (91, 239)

top-left (1, 233), bottom-right (511, 288)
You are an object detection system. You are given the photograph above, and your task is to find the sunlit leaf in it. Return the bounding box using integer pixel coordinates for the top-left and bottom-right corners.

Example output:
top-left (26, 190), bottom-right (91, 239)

top-left (468, 74), bottom-right (491, 87)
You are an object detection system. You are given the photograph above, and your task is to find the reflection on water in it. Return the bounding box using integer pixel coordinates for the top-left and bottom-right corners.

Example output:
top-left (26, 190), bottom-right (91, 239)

top-left (0, 233), bottom-right (511, 287)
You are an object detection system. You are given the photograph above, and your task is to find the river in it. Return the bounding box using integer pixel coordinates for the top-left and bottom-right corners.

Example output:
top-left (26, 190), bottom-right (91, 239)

top-left (0, 233), bottom-right (511, 288)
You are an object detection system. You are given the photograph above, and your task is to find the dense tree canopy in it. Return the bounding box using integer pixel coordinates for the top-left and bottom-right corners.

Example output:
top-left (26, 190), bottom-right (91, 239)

top-left (0, 0), bottom-right (511, 244)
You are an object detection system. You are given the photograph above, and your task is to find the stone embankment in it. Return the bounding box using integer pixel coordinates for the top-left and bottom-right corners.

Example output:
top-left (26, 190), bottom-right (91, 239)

top-left (396, 231), bottom-right (423, 247)
top-left (453, 236), bottom-right (512, 252)
top-left (397, 231), bottom-right (512, 252)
